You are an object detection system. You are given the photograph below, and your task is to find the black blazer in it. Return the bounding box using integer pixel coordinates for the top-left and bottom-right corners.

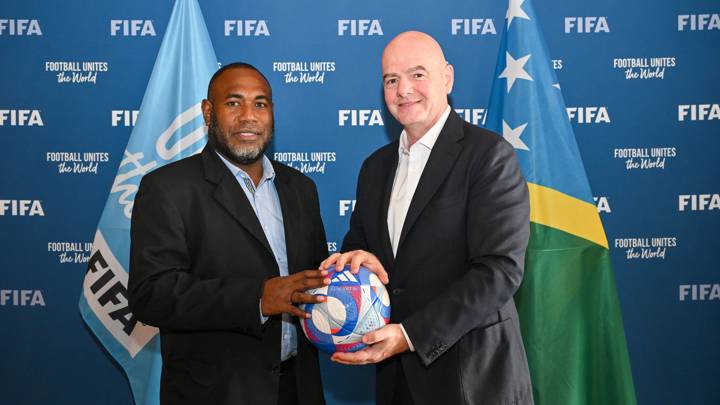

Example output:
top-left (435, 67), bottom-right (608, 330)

top-left (343, 111), bottom-right (534, 405)
top-left (129, 145), bottom-right (327, 405)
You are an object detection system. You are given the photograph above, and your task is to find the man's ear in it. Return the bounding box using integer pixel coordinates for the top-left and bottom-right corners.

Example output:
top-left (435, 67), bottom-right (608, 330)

top-left (201, 99), bottom-right (212, 126)
top-left (444, 63), bottom-right (455, 94)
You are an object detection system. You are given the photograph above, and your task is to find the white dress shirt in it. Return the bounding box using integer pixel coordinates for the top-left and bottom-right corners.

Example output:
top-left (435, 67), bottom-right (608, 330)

top-left (387, 106), bottom-right (452, 256)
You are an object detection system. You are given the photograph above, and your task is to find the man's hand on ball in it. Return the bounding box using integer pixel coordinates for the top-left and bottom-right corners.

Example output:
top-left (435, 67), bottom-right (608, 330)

top-left (320, 250), bottom-right (389, 284)
top-left (261, 270), bottom-right (329, 318)
top-left (330, 324), bottom-right (409, 365)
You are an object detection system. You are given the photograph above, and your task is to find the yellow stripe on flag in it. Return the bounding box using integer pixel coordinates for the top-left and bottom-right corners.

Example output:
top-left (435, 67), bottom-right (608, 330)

top-left (527, 182), bottom-right (608, 248)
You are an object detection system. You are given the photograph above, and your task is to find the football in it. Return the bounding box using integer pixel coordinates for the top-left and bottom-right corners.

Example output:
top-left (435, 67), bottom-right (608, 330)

top-left (300, 265), bottom-right (391, 354)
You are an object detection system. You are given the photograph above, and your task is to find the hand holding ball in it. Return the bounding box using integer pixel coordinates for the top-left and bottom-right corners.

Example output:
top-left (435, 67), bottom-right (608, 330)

top-left (300, 265), bottom-right (391, 353)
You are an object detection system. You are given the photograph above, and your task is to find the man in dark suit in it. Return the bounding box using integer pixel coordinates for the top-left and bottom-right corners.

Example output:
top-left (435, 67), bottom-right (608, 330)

top-left (128, 62), bottom-right (328, 405)
top-left (322, 31), bottom-right (534, 405)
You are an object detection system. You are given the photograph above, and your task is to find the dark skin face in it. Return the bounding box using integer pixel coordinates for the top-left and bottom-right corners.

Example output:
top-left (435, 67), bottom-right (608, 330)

top-left (202, 67), bottom-right (274, 185)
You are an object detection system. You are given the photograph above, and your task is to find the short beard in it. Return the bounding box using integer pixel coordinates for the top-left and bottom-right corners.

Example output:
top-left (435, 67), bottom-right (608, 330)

top-left (208, 113), bottom-right (272, 166)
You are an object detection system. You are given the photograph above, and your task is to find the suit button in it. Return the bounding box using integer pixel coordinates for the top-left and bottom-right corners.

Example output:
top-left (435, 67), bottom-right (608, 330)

top-left (392, 288), bottom-right (404, 296)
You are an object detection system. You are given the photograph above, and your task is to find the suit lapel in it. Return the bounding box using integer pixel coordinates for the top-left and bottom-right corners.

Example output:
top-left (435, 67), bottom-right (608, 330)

top-left (379, 143), bottom-right (399, 267)
top-left (397, 112), bottom-right (464, 251)
top-left (272, 162), bottom-right (300, 274)
top-left (201, 146), bottom-right (274, 258)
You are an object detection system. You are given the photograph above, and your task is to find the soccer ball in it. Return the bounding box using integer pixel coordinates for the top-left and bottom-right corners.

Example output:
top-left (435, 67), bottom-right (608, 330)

top-left (300, 265), bottom-right (391, 354)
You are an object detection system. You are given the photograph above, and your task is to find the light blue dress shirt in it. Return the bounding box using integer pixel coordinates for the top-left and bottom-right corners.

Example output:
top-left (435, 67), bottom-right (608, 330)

top-left (217, 152), bottom-right (297, 361)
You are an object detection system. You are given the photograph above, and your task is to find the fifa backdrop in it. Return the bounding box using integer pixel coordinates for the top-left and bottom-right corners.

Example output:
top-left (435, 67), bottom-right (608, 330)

top-left (1, 0), bottom-right (718, 404)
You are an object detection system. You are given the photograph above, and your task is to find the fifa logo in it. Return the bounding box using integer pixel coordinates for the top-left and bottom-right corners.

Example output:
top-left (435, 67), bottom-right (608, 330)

top-left (339, 200), bottom-right (356, 216)
top-left (451, 19), bottom-right (497, 35)
top-left (566, 107), bottom-right (611, 124)
top-left (564, 17), bottom-right (610, 33)
top-left (0, 110), bottom-right (43, 126)
top-left (679, 284), bottom-right (720, 301)
top-left (0, 200), bottom-right (45, 216)
top-left (338, 110), bottom-right (384, 126)
top-left (677, 104), bottom-right (720, 121)
top-left (678, 194), bottom-right (720, 211)
top-left (224, 20), bottom-right (270, 36)
top-left (0, 19), bottom-right (42, 35)
top-left (454, 108), bottom-right (486, 126)
top-left (678, 14), bottom-right (720, 31)
top-left (0, 290), bottom-right (45, 306)
top-left (594, 197), bottom-right (611, 213)
top-left (110, 20), bottom-right (156, 36)
top-left (338, 20), bottom-right (383, 36)
top-left (112, 110), bottom-right (139, 127)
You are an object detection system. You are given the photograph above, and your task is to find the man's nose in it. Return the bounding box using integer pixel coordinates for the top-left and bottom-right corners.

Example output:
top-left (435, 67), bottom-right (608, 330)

top-left (397, 78), bottom-right (413, 97)
top-left (238, 103), bottom-right (256, 121)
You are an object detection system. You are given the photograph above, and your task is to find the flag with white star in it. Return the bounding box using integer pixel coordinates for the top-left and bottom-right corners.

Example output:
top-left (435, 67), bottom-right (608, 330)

top-left (485, 1), bottom-right (638, 404)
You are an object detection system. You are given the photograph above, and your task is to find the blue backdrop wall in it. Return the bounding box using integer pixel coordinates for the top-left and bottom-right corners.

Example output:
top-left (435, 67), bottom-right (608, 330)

top-left (1, 1), bottom-right (718, 404)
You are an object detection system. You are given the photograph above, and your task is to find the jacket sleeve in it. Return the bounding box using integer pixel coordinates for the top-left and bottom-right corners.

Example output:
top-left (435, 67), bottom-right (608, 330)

top-left (128, 174), bottom-right (267, 336)
top-left (402, 140), bottom-right (530, 366)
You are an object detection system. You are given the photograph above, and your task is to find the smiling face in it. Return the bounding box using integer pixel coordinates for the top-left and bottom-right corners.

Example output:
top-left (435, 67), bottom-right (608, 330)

top-left (381, 31), bottom-right (454, 140)
top-left (202, 67), bottom-right (274, 167)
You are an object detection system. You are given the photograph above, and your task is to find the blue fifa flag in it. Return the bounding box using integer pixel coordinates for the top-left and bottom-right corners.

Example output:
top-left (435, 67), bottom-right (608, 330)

top-left (79, 0), bottom-right (218, 403)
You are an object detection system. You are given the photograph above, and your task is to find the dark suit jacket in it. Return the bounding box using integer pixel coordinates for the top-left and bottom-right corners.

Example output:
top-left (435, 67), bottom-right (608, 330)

top-left (128, 145), bottom-right (327, 405)
top-left (343, 111), bottom-right (533, 405)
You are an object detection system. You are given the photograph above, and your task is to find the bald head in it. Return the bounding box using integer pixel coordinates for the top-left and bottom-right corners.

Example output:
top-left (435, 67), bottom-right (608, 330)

top-left (381, 31), bottom-right (454, 141)
top-left (382, 31), bottom-right (447, 72)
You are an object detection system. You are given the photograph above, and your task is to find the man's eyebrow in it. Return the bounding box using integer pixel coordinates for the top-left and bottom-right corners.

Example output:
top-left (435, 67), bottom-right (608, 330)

top-left (382, 65), bottom-right (428, 81)
top-left (405, 65), bottom-right (427, 73)
top-left (382, 72), bottom-right (400, 81)
top-left (224, 93), bottom-right (271, 101)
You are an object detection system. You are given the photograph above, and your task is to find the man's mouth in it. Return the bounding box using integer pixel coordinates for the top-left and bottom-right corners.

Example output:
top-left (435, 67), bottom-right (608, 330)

top-left (233, 129), bottom-right (261, 138)
top-left (397, 100), bottom-right (421, 108)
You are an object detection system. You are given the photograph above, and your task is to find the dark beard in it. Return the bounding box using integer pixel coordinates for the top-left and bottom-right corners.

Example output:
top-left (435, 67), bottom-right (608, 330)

top-left (208, 113), bottom-right (272, 166)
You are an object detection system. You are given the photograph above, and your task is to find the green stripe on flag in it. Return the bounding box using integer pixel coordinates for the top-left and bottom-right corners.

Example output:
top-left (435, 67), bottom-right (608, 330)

top-left (516, 223), bottom-right (637, 405)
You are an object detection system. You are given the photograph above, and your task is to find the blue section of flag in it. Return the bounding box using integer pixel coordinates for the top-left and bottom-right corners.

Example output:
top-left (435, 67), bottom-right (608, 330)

top-left (485, 0), bottom-right (593, 204)
top-left (79, 0), bottom-right (218, 403)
